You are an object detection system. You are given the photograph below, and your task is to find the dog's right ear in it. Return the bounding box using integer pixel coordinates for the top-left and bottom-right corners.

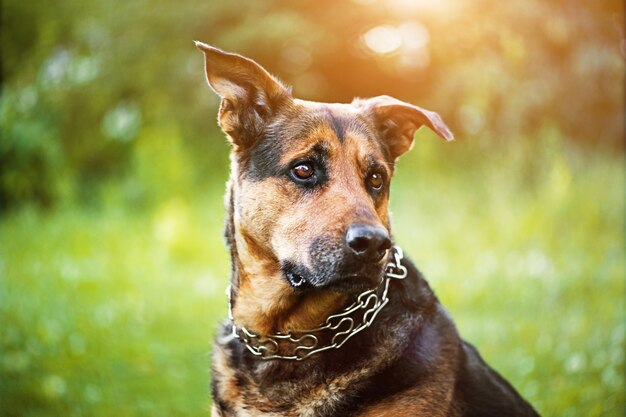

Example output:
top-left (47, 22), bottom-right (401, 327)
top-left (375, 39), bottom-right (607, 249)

top-left (195, 42), bottom-right (292, 151)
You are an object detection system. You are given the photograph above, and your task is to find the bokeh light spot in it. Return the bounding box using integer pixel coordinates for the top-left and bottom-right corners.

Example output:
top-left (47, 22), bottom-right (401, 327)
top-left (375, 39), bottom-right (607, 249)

top-left (398, 22), bottom-right (429, 51)
top-left (102, 101), bottom-right (142, 143)
top-left (362, 25), bottom-right (403, 54)
top-left (42, 375), bottom-right (67, 399)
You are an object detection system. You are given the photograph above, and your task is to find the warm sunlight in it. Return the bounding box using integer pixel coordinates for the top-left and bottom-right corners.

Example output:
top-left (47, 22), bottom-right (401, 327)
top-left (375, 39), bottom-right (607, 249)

top-left (361, 21), bottom-right (430, 70)
top-left (362, 25), bottom-right (403, 54)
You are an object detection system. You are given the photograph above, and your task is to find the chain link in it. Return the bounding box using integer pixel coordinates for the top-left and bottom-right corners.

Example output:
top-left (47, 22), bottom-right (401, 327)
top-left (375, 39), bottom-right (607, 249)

top-left (227, 246), bottom-right (408, 361)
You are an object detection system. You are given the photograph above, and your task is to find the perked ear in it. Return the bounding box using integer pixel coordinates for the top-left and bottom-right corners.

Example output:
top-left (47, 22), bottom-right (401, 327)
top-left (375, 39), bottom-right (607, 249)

top-left (194, 41), bottom-right (292, 150)
top-left (357, 95), bottom-right (454, 160)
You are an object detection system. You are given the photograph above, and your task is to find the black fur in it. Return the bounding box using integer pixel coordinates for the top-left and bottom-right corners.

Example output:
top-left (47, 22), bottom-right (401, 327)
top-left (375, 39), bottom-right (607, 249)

top-left (323, 107), bottom-right (349, 142)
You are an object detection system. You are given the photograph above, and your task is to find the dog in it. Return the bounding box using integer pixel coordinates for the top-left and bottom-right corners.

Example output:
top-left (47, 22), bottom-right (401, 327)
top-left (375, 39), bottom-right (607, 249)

top-left (194, 42), bottom-right (540, 417)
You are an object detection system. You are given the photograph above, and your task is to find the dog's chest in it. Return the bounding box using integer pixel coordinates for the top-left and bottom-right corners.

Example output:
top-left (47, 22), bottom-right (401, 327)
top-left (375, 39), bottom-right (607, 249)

top-left (221, 386), bottom-right (347, 417)
top-left (212, 336), bottom-right (384, 417)
top-left (214, 359), bottom-right (365, 417)
top-left (211, 315), bottom-right (421, 417)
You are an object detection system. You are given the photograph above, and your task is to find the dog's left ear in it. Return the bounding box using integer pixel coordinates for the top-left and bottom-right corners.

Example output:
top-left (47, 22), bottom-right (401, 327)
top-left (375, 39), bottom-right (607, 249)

top-left (195, 41), bottom-right (292, 151)
top-left (357, 95), bottom-right (453, 160)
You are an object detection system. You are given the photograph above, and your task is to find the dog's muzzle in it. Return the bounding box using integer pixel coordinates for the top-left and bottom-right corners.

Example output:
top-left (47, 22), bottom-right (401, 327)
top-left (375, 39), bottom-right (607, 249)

top-left (281, 258), bottom-right (388, 293)
top-left (281, 227), bottom-right (391, 293)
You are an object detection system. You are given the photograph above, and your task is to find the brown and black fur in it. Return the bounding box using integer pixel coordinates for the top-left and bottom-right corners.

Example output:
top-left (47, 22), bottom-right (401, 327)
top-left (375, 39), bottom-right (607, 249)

top-left (195, 42), bottom-right (540, 417)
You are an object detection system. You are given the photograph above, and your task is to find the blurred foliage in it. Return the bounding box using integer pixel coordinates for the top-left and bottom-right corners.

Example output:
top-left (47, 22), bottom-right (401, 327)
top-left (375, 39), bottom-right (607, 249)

top-left (0, 0), bottom-right (624, 416)
top-left (0, 0), bottom-right (623, 209)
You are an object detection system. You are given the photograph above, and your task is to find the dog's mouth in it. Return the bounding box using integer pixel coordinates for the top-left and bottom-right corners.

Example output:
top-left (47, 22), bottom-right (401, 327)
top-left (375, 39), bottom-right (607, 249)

top-left (282, 261), bottom-right (385, 295)
top-left (323, 273), bottom-right (383, 294)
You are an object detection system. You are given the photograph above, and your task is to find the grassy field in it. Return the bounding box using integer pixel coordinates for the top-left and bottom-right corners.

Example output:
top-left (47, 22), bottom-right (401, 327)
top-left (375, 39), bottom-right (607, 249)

top-left (1, 133), bottom-right (624, 416)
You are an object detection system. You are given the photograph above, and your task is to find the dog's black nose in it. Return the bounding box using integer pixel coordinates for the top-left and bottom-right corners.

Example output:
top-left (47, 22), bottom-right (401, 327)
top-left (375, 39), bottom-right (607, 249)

top-left (345, 224), bottom-right (391, 263)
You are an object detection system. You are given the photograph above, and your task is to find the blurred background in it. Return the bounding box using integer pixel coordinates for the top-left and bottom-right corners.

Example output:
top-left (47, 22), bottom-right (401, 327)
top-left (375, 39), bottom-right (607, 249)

top-left (1, 0), bottom-right (624, 415)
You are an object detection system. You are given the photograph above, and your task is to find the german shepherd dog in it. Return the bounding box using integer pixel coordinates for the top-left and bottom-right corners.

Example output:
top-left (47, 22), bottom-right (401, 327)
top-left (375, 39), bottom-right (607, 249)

top-left (195, 42), bottom-right (540, 417)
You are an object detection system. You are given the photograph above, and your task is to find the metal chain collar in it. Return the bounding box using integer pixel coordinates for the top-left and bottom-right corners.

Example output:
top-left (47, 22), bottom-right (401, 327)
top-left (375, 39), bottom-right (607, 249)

top-left (226, 246), bottom-right (408, 361)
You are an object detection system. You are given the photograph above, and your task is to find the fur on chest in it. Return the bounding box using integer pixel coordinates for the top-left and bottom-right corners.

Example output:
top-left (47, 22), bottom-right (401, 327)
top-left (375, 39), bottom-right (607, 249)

top-left (210, 319), bottom-right (421, 417)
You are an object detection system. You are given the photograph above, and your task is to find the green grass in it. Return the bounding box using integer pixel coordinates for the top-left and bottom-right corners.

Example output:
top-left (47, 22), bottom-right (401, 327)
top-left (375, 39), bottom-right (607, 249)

top-left (0, 199), bottom-right (230, 416)
top-left (1, 133), bottom-right (624, 416)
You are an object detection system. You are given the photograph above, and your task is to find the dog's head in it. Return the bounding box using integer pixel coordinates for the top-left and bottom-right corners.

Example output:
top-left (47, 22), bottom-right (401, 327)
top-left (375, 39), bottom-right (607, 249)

top-left (196, 43), bottom-right (452, 332)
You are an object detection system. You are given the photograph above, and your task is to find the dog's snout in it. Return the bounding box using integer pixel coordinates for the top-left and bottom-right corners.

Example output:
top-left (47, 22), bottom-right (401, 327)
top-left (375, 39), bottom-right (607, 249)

top-left (345, 224), bottom-right (391, 263)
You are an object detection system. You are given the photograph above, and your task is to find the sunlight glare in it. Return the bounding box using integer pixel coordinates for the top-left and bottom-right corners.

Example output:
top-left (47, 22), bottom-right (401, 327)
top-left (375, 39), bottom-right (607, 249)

top-left (362, 25), bottom-right (403, 54)
top-left (398, 22), bottom-right (429, 51)
top-left (386, 0), bottom-right (457, 15)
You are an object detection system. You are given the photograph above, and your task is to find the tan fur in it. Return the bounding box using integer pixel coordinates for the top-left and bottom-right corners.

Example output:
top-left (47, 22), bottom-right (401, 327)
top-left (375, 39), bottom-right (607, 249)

top-left (356, 384), bottom-right (460, 417)
top-left (229, 118), bottom-right (391, 335)
top-left (211, 337), bottom-right (241, 414)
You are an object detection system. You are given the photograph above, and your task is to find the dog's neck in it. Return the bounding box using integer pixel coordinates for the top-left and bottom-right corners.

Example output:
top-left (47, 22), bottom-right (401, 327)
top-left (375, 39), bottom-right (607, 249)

top-left (224, 179), bottom-right (347, 336)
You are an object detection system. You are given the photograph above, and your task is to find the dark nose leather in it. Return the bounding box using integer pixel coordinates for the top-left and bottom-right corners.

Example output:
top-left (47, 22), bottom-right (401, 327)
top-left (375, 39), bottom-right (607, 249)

top-left (345, 223), bottom-right (391, 263)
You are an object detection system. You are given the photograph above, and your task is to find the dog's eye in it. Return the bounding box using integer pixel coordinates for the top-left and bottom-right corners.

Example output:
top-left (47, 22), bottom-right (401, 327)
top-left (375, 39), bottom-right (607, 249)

top-left (366, 172), bottom-right (384, 190)
top-left (292, 163), bottom-right (315, 180)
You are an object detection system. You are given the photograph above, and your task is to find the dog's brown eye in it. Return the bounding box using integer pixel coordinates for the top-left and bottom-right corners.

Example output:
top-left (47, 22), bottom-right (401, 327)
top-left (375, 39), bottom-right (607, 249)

top-left (367, 173), bottom-right (384, 190)
top-left (292, 163), bottom-right (314, 180)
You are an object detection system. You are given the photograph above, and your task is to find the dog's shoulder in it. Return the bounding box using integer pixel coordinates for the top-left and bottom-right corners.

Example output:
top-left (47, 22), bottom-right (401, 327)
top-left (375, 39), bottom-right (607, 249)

top-left (361, 256), bottom-right (541, 417)
top-left (453, 342), bottom-right (541, 417)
